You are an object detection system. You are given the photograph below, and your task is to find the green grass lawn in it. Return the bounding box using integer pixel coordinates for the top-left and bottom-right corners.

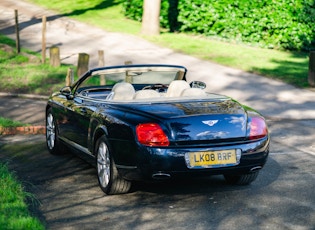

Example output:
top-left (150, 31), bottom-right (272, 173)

top-left (0, 163), bottom-right (44, 229)
top-left (0, 116), bottom-right (29, 127)
top-left (28, 0), bottom-right (311, 88)
top-left (0, 35), bottom-right (71, 95)
top-left (0, 115), bottom-right (42, 229)
top-left (0, 117), bottom-right (41, 229)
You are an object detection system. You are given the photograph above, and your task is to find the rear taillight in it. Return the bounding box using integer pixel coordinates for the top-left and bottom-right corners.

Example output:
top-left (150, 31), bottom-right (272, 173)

top-left (248, 117), bottom-right (268, 140)
top-left (136, 123), bottom-right (169, 147)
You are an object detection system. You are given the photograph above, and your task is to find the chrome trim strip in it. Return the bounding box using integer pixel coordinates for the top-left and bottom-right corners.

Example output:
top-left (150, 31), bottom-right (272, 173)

top-left (59, 136), bottom-right (92, 155)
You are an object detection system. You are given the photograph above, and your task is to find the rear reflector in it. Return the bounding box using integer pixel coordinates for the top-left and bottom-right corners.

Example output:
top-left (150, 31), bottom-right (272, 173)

top-left (136, 123), bottom-right (169, 146)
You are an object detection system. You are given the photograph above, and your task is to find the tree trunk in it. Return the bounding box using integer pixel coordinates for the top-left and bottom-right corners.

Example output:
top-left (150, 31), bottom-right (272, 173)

top-left (168, 0), bottom-right (179, 32)
top-left (141, 0), bottom-right (161, 35)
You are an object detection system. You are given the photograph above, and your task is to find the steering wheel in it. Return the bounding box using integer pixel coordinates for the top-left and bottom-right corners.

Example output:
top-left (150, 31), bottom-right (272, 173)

top-left (142, 84), bottom-right (168, 92)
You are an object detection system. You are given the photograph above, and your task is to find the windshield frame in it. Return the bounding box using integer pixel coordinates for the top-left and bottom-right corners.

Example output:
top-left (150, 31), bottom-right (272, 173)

top-left (71, 64), bottom-right (187, 94)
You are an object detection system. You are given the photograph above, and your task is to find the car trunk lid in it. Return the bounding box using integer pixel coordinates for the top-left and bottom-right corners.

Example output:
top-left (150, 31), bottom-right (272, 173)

top-left (115, 98), bottom-right (248, 141)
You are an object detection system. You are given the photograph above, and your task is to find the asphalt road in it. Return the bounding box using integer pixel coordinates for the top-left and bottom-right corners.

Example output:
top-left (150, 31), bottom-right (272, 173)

top-left (0, 118), bottom-right (314, 230)
top-left (0, 96), bottom-right (46, 126)
top-left (0, 0), bottom-right (314, 229)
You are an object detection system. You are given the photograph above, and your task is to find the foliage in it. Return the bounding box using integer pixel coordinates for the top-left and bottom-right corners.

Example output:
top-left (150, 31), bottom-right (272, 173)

top-left (122, 0), bottom-right (315, 51)
top-left (122, 0), bottom-right (178, 31)
top-left (0, 35), bottom-right (71, 95)
top-left (0, 163), bottom-right (44, 229)
top-left (122, 0), bottom-right (143, 22)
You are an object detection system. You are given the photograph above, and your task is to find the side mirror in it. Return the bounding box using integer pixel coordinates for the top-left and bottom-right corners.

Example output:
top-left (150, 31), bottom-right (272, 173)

top-left (189, 81), bottom-right (206, 89)
top-left (60, 86), bottom-right (73, 99)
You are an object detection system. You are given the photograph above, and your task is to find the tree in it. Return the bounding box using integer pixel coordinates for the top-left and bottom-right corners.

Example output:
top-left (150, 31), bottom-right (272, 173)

top-left (168, 0), bottom-right (179, 32)
top-left (141, 0), bottom-right (161, 35)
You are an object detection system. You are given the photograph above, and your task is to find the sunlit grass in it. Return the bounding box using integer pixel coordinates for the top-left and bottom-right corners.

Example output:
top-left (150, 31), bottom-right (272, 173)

top-left (0, 163), bottom-right (44, 230)
top-left (148, 33), bottom-right (309, 87)
top-left (0, 35), bottom-right (71, 95)
top-left (0, 63), bottom-right (70, 95)
top-left (0, 117), bottom-right (29, 127)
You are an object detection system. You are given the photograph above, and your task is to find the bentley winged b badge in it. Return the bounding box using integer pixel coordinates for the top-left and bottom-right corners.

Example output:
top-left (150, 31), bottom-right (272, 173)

top-left (202, 120), bottom-right (219, 127)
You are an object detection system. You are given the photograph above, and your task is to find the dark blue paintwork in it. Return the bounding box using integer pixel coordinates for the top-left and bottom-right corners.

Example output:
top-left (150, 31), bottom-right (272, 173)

top-left (46, 64), bottom-right (269, 183)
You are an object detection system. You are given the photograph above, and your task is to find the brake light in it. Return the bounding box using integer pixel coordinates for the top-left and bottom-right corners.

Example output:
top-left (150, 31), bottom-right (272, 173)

top-left (249, 117), bottom-right (268, 140)
top-left (136, 123), bottom-right (169, 147)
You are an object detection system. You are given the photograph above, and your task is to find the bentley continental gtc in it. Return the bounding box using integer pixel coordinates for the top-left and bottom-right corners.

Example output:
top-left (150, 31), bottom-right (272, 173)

top-left (46, 64), bottom-right (270, 195)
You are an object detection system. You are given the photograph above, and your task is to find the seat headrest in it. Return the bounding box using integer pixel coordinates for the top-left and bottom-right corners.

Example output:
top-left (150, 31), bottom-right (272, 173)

top-left (110, 82), bottom-right (135, 100)
top-left (133, 90), bottom-right (161, 100)
top-left (165, 80), bottom-right (190, 97)
top-left (180, 88), bottom-right (206, 97)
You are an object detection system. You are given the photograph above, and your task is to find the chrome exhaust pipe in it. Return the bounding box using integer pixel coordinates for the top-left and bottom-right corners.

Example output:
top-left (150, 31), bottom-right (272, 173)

top-left (152, 172), bottom-right (171, 180)
top-left (250, 166), bottom-right (262, 172)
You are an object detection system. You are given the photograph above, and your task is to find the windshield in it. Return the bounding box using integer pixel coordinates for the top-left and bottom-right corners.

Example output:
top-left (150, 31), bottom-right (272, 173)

top-left (94, 70), bottom-right (179, 84)
top-left (73, 65), bottom-right (186, 94)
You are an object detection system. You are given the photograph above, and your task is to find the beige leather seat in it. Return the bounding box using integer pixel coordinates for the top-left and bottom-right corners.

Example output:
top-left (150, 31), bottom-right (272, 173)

top-left (165, 80), bottom-right (190, 97)
top-left (133, 90), bottom-right (161, 100)
top-left (109, 82), bottom-right (135, 100)
top-left (180, 88), bottom-right (207, 97)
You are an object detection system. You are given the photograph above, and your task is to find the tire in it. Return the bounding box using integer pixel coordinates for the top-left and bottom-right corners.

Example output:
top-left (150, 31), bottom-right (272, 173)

top-left (46, 108), bottom-right (65, 155)
top-left (95, 135), bottom-right (132, 195)
top-left (224, 171), bottom-right (259, 185)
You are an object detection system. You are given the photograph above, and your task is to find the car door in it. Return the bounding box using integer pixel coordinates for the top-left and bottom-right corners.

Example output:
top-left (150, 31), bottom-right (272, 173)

top-left (64, 96), bottom-right (97, 149)
top-left (58, 71), bottom-right (101, 149)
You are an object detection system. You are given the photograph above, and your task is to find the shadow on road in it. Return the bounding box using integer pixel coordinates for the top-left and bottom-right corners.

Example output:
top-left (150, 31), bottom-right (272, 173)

top-left (0, 134), bottom-right (282, 229)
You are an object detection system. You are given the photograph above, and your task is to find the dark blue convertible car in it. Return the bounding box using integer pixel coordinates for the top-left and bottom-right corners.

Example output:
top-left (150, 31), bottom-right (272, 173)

top-left (46, 64), bottom-right (269, 195)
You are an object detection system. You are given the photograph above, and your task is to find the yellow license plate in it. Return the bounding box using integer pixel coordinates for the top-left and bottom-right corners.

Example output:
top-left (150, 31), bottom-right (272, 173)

top-left (187, 150), bottom-right (237, 168)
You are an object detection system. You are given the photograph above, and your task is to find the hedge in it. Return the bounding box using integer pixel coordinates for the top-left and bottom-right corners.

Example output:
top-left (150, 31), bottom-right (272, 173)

top-left (122, 0), bottom-right (315, 51)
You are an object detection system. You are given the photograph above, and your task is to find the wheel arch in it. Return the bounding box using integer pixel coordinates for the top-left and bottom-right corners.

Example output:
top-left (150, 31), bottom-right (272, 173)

top-left (91, 125), bottom-right (109, 156)
top-left (46, 104), bottom-right (61, 135)
top-left (45, 104), bottom-right (52, 115)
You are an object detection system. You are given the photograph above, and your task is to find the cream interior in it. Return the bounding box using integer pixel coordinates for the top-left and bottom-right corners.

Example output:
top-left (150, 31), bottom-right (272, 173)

top-left (108, 80), bottom-right (207, 102)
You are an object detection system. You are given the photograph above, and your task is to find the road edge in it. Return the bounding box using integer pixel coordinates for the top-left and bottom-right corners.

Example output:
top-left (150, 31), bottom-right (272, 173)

top-left (0, 92), bottom-right (47, 135)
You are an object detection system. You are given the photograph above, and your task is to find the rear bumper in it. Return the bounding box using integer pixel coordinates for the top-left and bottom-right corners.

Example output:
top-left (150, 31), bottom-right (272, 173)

top-left (117, 137), bottom-right (270, 181)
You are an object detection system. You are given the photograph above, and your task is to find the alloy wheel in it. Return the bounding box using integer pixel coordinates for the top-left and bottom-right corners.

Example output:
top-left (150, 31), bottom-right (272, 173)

top-left (97, 141), bottom-right (111, 189)
top-left (46, 113), bottom-right (55, 150)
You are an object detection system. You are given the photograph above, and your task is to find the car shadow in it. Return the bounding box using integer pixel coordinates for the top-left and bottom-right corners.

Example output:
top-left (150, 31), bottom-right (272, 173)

top-left (0, 135), bottom-right (280, 197)
top-left (130, 156), bottom-right (281, 195)
top-left (0, 136), bottom-right (284, 229)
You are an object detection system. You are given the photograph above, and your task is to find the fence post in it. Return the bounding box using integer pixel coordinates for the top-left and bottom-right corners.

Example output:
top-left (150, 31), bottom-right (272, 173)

top-left (98, 50), bottom-right (105, 67)
top-left (98, 50), bottom-right (106, 85)
top-left (125, 61), bottom-right (133, 83)
top-left (49, 46), bottom-right (60, 67)
top-left (14, 9), bottom-right (20, 53)
top-left (308, 51), bottom-right (315, 87)
top-left (42, 16), bottom-right (46, 63)
top-left (66, 68), bottom-right (74, 86)
top-left (77, 53), bottom-right (89, 77)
